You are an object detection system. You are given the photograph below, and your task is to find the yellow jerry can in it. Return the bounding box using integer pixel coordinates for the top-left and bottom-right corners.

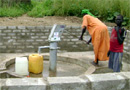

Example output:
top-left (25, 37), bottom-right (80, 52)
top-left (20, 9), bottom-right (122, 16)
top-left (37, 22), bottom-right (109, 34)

top-left (29, 54), bottom-right (43, 74)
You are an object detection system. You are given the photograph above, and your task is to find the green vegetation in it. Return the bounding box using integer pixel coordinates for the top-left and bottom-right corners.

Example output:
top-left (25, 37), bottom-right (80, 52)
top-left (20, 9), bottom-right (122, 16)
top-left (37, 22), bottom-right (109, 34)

top-left (0, 0), bottom-right (130, 28)
top-left (0, 3), bottom-right (32, 17)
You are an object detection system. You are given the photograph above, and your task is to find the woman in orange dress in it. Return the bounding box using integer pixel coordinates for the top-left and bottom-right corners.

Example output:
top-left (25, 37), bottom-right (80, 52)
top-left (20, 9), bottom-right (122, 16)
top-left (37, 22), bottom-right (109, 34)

top-left (79, 9), bottom-right (110, 65)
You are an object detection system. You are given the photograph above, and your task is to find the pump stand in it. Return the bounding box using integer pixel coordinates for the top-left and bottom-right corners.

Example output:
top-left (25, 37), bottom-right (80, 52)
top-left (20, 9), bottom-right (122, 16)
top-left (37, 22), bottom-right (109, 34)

top-left (49, 42), bottom-right (58, 77)
top-left (38, 42), bottom-right (59, 77)
top-left (38, 24), bottom-right (65, 77)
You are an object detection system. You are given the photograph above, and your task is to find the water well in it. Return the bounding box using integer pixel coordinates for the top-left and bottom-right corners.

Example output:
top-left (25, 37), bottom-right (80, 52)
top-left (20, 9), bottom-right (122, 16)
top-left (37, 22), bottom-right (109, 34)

top-left (0, 26), bottom-right (130, 89)
top-left (0, 52), bottom-right (116, 79)
top-left (0, 53), bottom-right (94, 78)
top-left (0, 52), bottom-right (130, 90)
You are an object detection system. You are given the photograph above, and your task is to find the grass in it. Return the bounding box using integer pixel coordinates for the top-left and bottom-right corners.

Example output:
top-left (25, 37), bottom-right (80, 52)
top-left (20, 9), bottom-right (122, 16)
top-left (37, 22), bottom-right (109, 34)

top-left (0, 0), bottom-right (130, 28)
top-left (0, 3), bottom-right (32, 17)
top-left (27, 0), bottom-right (53, 17)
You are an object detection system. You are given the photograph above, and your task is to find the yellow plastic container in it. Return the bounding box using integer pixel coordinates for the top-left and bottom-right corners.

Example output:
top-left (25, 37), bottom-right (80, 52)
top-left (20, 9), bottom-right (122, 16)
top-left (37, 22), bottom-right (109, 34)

top-left (29, 54), bottom-right (43, 74)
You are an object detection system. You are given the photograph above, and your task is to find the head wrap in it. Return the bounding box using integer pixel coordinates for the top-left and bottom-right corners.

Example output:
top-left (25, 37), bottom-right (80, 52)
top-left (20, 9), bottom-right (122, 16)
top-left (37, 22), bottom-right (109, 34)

top-left (81, 9), bottom-right (96, 17)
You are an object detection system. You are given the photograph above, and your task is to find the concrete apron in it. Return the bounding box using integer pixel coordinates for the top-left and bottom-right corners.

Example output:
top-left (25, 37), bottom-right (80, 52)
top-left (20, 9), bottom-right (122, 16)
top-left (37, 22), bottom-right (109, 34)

top-left (0, 52), bottom-right (130, 90)
top-left (0, 52), bottom-right (94, 78)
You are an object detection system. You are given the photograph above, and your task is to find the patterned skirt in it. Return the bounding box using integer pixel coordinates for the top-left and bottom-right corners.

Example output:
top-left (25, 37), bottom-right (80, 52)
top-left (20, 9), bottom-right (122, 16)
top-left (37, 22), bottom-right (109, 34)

top-left (108, 52), bottom-right (123, 72)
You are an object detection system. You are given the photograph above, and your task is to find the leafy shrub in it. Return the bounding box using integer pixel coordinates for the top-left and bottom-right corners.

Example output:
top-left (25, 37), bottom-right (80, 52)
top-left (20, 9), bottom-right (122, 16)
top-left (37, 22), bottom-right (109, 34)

top-left (27, 0), bottom-right (53, 17)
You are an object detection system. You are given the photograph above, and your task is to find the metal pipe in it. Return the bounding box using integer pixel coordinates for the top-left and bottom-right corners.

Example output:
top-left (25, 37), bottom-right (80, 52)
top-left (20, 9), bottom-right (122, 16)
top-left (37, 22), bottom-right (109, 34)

top-left (38, 46), bottom-right (50, 54)
top-left (49, 42), bottom-right (58, 77)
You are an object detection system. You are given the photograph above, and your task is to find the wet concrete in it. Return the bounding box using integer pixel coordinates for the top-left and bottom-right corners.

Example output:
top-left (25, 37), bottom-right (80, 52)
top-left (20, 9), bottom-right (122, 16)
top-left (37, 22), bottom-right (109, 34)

top-left (7, 61), bottom-right (86, 77)
top-left (1, 51), bottom-right (129, 78)
top-left (0, 52), bottom-right (95, 78)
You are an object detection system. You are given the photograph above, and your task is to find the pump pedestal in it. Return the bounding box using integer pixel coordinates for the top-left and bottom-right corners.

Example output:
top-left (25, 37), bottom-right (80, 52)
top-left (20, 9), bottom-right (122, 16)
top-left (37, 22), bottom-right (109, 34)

top-left (38, 24), bottom-right (65, 77)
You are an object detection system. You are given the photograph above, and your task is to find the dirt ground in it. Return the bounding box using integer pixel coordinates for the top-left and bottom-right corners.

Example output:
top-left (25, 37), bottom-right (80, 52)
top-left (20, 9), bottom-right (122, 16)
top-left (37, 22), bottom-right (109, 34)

top-left (0, 15), bottom-right (82, 26)
top-left (0, 14), bottom-right (115, 26)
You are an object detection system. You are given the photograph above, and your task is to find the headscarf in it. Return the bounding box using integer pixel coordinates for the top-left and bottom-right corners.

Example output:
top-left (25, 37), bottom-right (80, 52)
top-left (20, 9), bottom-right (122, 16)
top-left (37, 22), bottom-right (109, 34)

top-left (81, 9), bottom-right (96, 17)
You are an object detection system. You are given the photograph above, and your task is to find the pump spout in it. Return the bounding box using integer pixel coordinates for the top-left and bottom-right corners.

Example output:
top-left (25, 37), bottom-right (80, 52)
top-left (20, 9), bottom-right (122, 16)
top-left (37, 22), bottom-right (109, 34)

top-left (38, 46), bottom-right (50, 54)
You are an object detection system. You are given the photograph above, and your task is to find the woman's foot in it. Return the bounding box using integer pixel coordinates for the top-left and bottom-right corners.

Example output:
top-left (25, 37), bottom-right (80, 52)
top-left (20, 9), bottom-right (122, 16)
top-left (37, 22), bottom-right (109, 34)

top-left (91, 61), bottom-right (99, 66)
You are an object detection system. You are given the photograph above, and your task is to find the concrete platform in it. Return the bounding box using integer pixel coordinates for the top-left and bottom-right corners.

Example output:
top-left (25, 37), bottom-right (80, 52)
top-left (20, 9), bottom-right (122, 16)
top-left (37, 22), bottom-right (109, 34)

top-left (0, 51), bottom-right (95, 78)
top-left (0, 51), bottom-right (108, 68)
top-left (0, 52), bottom-right (130, 90)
